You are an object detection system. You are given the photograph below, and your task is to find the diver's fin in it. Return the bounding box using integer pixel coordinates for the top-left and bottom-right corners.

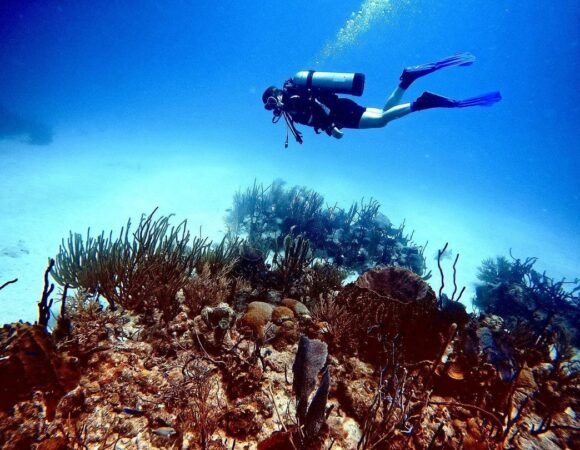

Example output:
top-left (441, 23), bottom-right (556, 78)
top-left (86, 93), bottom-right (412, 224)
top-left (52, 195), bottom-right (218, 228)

top-left (453, 91), bottom-right (502, 107)
top-left (399, 52), bottom-right (476, 89)
top-left (411, 91), bottom-right (502, 112)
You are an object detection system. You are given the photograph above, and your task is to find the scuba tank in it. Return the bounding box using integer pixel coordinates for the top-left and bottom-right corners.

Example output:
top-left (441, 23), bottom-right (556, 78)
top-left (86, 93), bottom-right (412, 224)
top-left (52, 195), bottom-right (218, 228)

top-left (291, 70), bottom-right (365, 96)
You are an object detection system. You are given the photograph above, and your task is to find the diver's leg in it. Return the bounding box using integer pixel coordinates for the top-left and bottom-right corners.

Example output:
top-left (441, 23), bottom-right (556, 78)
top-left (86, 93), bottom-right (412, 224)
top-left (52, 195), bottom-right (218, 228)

top-left (358, 89), bottom-right (502, 129)
top-left (357, 104), bottom-right (412, 129)
top-left (383, 86), bottom-right (406, 110)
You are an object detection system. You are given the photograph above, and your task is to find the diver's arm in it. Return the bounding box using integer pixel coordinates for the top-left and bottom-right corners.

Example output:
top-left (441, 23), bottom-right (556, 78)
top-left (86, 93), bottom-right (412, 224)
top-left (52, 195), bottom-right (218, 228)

top-left (331, 127), bottom-right (343, 139)
top-left (283, 94), bottom-right (306, 114)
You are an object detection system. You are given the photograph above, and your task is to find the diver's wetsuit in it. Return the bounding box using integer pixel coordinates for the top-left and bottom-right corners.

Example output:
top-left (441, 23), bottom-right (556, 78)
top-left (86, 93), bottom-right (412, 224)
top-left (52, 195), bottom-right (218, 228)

top-left (283, 87), bottom-right (366, 134)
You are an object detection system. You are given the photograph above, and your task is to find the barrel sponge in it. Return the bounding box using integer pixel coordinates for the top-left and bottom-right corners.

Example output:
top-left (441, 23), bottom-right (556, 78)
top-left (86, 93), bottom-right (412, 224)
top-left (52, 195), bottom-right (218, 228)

top-left (280, 298), bottom-right (310, 317)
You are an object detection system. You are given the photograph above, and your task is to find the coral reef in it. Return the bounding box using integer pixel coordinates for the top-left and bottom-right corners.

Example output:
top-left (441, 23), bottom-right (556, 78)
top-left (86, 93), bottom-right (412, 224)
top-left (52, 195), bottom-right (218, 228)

top-left (1, 188), bottom-right (579, 449)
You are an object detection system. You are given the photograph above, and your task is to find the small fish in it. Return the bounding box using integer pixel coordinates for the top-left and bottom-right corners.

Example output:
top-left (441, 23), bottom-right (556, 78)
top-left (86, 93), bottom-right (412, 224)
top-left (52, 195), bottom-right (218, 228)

top-left (121, 407), bottom-right (144, 416)
top-left (152, 427), bottom-right (177, 437)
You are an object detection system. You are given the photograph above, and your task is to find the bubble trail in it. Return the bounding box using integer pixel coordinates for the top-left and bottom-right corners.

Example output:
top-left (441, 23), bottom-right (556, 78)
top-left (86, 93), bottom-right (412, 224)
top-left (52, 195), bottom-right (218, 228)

top-left (317, 0), bottom-right (410, 64)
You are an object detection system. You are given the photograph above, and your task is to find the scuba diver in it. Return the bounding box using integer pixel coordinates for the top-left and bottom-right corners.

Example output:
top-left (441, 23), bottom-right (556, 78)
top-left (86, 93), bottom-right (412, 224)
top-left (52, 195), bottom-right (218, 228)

top-left (262, 52), bottom-right (501, 146)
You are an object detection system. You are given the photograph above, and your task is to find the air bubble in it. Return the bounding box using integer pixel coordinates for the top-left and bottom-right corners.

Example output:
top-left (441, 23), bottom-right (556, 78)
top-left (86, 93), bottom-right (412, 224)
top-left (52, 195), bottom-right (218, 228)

top-left (317, 0), bottom-right (410, 64)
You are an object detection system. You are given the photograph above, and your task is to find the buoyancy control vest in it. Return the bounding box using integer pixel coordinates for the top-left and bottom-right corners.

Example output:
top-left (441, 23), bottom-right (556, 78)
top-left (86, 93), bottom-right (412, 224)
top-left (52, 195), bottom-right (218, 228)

top-left (282, 85), bottom-right (339, 135)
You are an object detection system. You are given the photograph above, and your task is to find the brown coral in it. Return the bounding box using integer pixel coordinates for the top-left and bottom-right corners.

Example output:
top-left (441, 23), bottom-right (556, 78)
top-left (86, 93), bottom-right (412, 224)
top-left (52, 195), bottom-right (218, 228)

top-left (238, 301), bottom-right (302, 349)
top-left (271, 306), bottom-right (295, 324)
top-left (238, 301), bottom-right (275, 340)
top-left (280, 298), bottom-right (310, 317)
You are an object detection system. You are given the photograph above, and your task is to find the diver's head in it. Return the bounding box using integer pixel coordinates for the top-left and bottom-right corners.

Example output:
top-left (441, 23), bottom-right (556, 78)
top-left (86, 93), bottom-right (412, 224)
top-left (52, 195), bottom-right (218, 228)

top-left (262, 86), bottom-right (283, 111)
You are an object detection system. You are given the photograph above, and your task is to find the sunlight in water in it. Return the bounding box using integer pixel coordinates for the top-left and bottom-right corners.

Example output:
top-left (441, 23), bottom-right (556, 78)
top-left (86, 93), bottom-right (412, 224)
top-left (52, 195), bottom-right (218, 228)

top-left (316, 0), bottom-right (409, 64)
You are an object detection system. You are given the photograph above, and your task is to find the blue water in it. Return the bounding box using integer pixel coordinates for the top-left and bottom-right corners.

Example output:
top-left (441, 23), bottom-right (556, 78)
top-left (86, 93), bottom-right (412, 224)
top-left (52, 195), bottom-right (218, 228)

top-left (1, 0), bottom-right (579, 323)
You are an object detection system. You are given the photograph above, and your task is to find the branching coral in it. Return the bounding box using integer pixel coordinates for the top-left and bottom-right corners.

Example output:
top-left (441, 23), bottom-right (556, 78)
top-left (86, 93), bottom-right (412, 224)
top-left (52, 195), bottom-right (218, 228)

top-left (474, 252), bottom-right (579, 346)
top-left (227, 180), bottom-right (429, 280)
top-left (163, 357), bottom-right (225, 449)
top-left (357, 355), bottom-right (414, 449)
top-left (272, 233), bottom-right (314, 295)
top-left (52, 209), bottom-right (209, 322)
top-left (182, 264), bottom-right (235, 317)
top-left (196, 234), bottom-right (243, 277)
top-left (311, 294), bottom-right (352, 351)
top-left (7, 182), bottom-right (579, 450)
top-left (303, 262), bottom-right (346, 304)
top-left (51, 230), bottom-right (103, 298)
top-left (477, 252), bottom-right (538, 286)
top-left (226, 180), bottom-right (278, 245)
